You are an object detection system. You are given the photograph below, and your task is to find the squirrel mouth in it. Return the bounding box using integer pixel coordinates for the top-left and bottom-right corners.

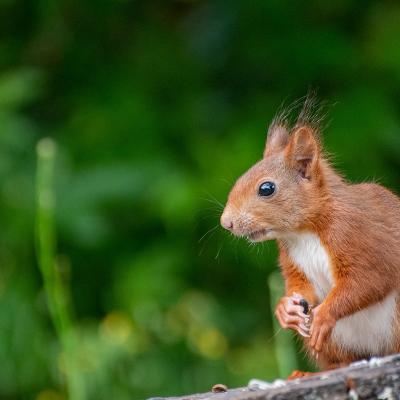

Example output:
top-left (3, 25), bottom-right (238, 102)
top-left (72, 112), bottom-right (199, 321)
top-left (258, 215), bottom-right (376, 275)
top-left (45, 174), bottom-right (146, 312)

top-left (247, 228), bottom-right (273, 242)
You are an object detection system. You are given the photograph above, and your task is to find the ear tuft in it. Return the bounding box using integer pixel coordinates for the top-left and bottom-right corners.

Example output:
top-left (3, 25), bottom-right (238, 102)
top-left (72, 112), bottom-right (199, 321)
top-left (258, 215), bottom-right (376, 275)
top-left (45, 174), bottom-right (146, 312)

top-left (286, 126), bottom-right (319, 179)
top-left (264, 124), bottom-right (289, 157)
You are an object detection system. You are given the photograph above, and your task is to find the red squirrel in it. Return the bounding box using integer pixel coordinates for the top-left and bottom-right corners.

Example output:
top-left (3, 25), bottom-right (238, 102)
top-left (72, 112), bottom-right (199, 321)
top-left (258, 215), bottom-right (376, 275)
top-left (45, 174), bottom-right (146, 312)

top-left (220, 97), bottom-right (400, 378)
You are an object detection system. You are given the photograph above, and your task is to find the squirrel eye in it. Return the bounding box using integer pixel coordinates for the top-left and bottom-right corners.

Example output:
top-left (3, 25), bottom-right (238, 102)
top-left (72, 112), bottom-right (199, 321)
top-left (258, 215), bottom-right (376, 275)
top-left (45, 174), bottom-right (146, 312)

top-left (258, 181), bottom-right (276, 197)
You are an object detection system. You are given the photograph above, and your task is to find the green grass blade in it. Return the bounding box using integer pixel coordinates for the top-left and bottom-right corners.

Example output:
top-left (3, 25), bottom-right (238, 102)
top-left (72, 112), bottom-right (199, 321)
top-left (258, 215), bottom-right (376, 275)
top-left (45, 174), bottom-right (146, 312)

top-left (35, 138), bottom-right (86, 400)
top-left (268, 271), bottom-right (298, 377)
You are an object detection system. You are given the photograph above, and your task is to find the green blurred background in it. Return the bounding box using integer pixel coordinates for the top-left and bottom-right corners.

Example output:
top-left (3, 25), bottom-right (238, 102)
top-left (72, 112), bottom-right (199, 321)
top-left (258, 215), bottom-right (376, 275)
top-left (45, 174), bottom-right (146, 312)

top-left (1, 1), bottom-right (400, 399)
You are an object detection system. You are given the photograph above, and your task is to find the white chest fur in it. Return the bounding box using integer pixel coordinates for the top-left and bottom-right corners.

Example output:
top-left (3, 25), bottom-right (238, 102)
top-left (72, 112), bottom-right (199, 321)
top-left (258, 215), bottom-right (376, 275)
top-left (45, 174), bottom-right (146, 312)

top-left (285, 232), bottom-right (333, 301)
top-left (284, 231), bottom-right (396, 354)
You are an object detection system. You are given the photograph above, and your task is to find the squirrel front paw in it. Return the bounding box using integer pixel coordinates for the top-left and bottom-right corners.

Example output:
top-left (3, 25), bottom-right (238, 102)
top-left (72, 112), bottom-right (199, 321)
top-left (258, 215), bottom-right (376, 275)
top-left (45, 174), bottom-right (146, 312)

top-left (309, 305), bottom-right (336, 352)
top-left (275, 294), bottom-right (310, 337)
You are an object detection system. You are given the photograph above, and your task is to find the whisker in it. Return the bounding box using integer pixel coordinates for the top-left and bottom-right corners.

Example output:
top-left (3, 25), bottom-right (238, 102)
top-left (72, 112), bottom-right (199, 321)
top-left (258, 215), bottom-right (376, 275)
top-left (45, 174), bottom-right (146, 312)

top-left (198, 224), bottom-right (219, 243)
top-left (217, 177), bottom-right (237, 189)
top-left (198, 229), bottom-right (218, 256)
top-left (199, 214), bottom-right (221, 222)
top-left (215, 241), bottom-right (224, 260)
top-left (201, 206), bottom-right (224, 212)
top-left (200, 198), bottom-right (224, 210)
top-left (201, 190), bottom-right (225, 209)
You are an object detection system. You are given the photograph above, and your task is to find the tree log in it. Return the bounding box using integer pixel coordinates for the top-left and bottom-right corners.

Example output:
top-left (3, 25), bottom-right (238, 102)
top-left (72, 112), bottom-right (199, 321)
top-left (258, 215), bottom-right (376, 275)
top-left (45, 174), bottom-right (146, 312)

top-left (149, 353), bottom-right (400, 400)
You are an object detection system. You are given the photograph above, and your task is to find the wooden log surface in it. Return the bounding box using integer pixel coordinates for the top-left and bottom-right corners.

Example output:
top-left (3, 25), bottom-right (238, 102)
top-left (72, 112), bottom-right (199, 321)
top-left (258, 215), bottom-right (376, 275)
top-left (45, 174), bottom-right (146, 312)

top-left (149, 353), bottom-right (400, 400)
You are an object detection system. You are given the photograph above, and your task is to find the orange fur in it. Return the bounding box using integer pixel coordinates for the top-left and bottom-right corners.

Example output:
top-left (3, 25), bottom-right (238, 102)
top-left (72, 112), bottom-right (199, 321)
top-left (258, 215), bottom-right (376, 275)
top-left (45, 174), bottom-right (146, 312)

top-left (221, 100), bottom-right (400, 373)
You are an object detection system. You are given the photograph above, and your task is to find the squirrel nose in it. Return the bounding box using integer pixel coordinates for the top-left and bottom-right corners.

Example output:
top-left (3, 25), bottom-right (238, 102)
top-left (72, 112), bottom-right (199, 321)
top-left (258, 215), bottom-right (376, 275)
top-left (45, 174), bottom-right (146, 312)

top-left (220, 213), bottom-right (234, 231)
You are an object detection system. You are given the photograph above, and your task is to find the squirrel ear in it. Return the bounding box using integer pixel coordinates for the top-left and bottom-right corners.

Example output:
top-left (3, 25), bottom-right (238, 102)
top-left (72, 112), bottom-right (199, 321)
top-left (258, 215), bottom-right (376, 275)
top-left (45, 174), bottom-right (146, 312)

top-left (286, 126), bottom-right (320, 179)
top-left (264, 124), bottom-right (289, 157)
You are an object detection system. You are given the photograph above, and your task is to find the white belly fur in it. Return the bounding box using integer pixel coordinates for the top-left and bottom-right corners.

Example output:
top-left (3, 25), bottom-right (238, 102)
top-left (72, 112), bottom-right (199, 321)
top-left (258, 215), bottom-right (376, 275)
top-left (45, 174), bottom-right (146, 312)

top-left (284, 231), bottom-right (396, 354)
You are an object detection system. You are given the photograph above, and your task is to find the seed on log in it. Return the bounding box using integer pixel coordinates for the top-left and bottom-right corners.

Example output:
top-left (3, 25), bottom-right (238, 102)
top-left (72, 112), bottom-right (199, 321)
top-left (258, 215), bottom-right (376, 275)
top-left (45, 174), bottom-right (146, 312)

top-left (212, 384), bottom-right (228, 393)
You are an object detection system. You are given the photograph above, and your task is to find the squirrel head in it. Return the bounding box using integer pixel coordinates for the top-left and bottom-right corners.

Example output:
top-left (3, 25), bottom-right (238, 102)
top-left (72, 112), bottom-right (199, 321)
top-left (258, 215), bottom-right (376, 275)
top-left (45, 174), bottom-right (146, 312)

top-left (221, 121), bottom-right (328, 242)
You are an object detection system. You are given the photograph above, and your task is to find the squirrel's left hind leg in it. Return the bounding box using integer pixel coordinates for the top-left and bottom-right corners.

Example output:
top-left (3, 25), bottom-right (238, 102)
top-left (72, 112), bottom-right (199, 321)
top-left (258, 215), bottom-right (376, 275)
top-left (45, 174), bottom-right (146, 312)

top-left (287, 370), bottom-right (316, 380)
top-left (287, 362), bottom-right (346, 380)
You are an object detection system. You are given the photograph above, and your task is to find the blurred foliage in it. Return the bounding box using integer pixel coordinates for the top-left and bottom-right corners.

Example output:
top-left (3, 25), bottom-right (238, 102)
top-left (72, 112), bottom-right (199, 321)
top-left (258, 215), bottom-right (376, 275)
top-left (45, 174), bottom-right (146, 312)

top-left (1, 0), bottom-right (400, 399)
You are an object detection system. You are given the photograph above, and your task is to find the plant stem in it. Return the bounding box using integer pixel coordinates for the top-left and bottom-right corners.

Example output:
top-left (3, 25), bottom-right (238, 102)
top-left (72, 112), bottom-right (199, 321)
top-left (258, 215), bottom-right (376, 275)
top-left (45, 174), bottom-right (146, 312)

top-left (35, 138), bottom-right (86, 400)
top-left (268, 271), bottom-right (298, 377)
